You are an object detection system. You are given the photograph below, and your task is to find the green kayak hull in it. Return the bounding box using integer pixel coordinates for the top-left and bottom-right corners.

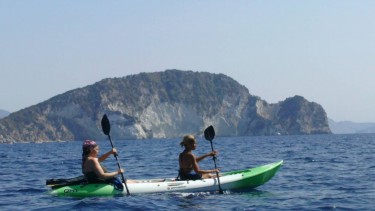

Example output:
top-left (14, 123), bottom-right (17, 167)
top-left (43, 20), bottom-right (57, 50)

top-left (49, 160), bottom-right (283, 197)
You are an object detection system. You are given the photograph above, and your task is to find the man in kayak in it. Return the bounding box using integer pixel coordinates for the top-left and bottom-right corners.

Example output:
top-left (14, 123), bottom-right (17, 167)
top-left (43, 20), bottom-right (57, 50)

top-left (179, 135), bottom-right (220, 180)
top-left (82, 140), bottom-right (124, 184)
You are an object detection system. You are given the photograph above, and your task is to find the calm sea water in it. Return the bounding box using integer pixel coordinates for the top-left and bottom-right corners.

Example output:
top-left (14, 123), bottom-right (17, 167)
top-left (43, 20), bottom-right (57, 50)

top-left (1, 134), bottom-right (374, 210)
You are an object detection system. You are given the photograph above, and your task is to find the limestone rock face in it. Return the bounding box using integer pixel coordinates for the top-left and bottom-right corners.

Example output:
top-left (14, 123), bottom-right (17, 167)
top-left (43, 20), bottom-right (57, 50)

top-left (0, 70), bottom-right (331, 143)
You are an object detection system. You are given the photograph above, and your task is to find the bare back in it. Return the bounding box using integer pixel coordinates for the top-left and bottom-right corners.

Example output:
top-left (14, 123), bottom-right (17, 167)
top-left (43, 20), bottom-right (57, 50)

top-left (179, 151), bottom-right (196, 174)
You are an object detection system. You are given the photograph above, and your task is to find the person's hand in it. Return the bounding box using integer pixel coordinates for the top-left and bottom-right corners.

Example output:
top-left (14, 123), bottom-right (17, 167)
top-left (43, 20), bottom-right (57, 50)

top-left (112, 148), bottom-right (118, 156)
top-left (212, 168), bottom-right (220, 173)
top-left (209, 150), bottom-right (218, 157)
top-left (118, 168), bottom-right (125, 174)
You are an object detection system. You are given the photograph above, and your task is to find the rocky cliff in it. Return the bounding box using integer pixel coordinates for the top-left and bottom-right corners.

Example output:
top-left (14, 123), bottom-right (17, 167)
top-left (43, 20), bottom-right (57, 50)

top-left (0, 70), bottom-right (331, 143)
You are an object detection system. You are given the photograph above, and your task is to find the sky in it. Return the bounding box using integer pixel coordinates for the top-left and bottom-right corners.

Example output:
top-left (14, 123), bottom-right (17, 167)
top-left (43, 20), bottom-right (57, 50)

top-left (1, 0), bottom-right (374, 122)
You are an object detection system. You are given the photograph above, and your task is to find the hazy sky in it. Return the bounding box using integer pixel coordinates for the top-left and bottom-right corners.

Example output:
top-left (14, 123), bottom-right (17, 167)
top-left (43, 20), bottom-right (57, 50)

top-left (1, 1), bottom-right (374, 122)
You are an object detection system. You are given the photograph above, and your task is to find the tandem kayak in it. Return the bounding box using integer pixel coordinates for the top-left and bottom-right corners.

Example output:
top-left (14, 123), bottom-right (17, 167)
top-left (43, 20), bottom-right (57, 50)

top-left (47, 160), bottom-right (283, 197)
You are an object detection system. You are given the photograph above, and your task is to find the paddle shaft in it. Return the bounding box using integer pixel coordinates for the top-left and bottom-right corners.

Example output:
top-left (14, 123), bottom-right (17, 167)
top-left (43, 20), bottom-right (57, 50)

top-left (207, 136), bottom-right (224, 194)
top-left (107, 133), bottom-right (130, 195)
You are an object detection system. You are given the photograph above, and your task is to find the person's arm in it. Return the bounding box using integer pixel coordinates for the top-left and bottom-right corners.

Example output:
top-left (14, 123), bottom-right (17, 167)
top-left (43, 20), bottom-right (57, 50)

top-left (98, 148), bottom-right (117, 162)
top-left (91, 158), bottom-right (124, 179)
top-left (196, 150), bottom-right (218, 162)
top-left (191, 154), bottom-right (219, 174)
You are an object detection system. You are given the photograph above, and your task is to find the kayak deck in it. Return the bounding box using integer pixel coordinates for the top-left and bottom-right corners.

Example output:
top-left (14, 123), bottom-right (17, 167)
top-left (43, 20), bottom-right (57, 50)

top-left (48, 160), bottom-right (283, 197)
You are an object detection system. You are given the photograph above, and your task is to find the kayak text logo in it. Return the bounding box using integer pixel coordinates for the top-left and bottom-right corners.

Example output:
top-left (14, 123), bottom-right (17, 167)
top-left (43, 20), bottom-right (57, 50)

top-left (64, 189), bottom-right (78, 193)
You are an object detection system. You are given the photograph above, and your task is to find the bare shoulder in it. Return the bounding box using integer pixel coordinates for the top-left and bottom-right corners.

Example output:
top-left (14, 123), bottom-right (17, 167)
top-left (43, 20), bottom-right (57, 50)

top-left (180, 151), bottom-right (195, 160)
top-left (87, 157), bottom-right (99, 165)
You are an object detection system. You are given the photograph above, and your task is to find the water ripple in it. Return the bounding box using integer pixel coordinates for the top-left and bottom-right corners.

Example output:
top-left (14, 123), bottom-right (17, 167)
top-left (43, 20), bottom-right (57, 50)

top-left (1, 134), bottom-right (375, 210)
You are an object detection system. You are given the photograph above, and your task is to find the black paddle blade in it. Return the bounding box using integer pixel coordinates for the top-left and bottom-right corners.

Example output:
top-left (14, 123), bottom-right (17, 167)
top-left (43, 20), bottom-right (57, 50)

top-left (204, 125), bottom-right (215, 141)
top-left (101, 114), bottom-right (111, 135)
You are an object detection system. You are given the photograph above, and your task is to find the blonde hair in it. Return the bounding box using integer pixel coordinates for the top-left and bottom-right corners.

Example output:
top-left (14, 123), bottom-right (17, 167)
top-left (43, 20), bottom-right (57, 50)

top-left (180, 135), bottom-right (196, 147)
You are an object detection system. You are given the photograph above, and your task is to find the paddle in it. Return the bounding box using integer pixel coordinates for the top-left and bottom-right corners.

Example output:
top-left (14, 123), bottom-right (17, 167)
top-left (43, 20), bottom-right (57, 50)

top-left (204, 125), bottom-right (224, 194)
top-left (101, 114), bottom-right (130, 195)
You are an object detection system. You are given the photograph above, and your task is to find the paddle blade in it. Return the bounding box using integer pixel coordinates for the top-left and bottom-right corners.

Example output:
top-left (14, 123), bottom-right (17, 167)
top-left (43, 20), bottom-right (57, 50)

top-left (101, 114), bottom-right (111, 135)
top-left (204, 125), bottom-right (215, 141)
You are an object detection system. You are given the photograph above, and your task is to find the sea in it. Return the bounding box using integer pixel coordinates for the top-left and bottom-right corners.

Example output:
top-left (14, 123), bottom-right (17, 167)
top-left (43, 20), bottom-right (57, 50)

top-left (1, 133), bottom-right (374, 211)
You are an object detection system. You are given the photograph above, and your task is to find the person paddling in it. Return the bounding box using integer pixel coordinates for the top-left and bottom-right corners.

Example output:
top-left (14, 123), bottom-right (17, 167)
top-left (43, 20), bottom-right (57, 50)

top-left (179, 135), bottom-right (220, 180)
top-left (81, 140), bottom-right (124, 184)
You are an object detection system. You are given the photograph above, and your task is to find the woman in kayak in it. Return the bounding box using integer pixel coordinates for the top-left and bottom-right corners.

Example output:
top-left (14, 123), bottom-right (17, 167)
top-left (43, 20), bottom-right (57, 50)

top-left (81, 140), bottom-right (124, 183)
top-left (179, 135), bottom-right (220, 180)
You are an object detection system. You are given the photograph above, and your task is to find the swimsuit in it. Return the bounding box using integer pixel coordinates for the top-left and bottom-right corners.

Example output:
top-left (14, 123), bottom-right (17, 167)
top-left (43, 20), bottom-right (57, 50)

top-left (84, 171), bottom-right (107, 183)
top-left (84, 171), bottom-right (123, 190)
top-left (179, 170), bottom-right (202, 180)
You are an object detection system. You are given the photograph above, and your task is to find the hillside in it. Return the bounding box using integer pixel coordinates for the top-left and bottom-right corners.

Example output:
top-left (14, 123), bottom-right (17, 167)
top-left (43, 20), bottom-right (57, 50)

top-left (0, 70), bottom-right (331, 143)
top-left (329, 119), bottom-right (375, 134)
top-left (0, 109), bottom-right (10, 119)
